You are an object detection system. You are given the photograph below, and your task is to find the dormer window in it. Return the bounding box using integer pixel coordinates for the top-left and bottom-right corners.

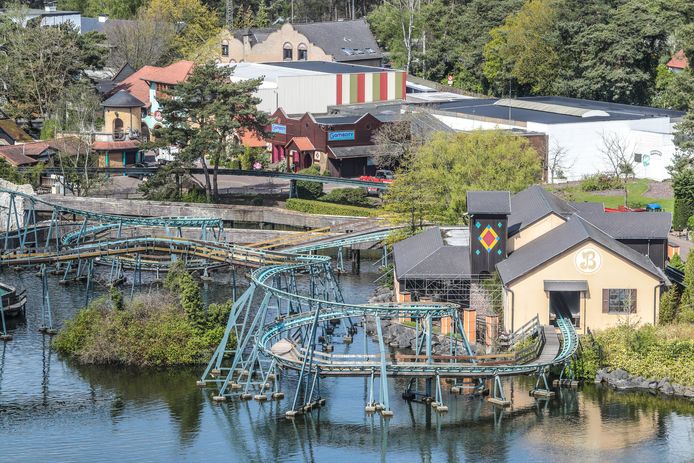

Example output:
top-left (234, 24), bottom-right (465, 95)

top-left (283, 42), bottom-right (293, 61)
top-left (298, 43), bottom-right (308, 61)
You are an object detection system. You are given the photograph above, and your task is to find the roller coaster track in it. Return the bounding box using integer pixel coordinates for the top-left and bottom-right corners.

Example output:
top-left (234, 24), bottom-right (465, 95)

top-left (0, 188), bottom-right (578, 416)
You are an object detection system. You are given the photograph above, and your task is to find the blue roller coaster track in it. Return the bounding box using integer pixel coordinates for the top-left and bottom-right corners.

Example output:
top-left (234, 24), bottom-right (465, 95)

top-left (0, 188), bottom-right (579, 417)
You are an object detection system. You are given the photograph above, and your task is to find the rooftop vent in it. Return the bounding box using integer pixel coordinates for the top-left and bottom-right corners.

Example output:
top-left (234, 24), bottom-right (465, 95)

top-left (494, 98), bottom-right (610, 118)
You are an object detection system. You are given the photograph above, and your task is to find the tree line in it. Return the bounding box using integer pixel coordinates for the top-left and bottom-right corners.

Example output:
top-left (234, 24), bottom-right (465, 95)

top-left (368, 0), bottom-right (694, 111)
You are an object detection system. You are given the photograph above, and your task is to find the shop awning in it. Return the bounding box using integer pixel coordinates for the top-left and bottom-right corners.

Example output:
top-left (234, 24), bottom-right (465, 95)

top-left (543, 280), bottom-right (588, 292)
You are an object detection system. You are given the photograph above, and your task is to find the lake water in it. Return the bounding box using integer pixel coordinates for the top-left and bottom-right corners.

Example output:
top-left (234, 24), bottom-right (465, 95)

top-left (0, 267), bottom-right (693, 462)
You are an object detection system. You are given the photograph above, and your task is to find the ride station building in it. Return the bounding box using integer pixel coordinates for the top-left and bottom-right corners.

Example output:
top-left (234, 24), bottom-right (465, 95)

top-left (393, 186), bottom-right (671, 334)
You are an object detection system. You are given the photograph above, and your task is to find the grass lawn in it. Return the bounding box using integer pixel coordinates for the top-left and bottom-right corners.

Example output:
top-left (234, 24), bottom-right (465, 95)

top-left (549, 179), bottom-right (674, 212)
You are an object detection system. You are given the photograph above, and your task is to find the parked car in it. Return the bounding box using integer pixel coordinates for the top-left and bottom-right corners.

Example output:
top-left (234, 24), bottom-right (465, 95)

top-left (359, 169), bottom-right (394, 195)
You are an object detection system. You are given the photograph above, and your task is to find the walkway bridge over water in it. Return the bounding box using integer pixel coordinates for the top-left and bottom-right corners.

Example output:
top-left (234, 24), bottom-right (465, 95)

top-left (0, 188), bottom-right (579, 417)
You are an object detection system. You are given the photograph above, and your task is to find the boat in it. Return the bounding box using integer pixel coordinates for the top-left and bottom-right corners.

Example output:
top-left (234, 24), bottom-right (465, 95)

top-left (0, 282), bottom-right (27, 318)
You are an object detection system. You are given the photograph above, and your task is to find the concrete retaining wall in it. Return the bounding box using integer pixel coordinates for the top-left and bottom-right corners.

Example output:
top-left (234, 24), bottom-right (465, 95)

top-left (34, 195), bottom-right (361, 229)
top-left (0, 180), bottom-right (34, 232)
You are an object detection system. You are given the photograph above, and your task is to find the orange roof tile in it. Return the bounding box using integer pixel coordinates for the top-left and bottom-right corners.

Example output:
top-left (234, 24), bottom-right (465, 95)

top-left (0, 141), bottom-right (51, 158)
top-left (287, 137), bottom-right (315, 151)
top-left (240, 130), bottom-right (267, 148)
top-left (667, 50), bottom-right (688, 70)
top-left (115, 61), bottom-right (194, 108)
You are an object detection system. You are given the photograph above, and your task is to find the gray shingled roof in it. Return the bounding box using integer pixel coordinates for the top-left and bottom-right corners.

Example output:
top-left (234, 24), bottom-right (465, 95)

top-left (507, 186), bottom-right (671, 240)
top-left (101, 90), bottom-right (145, 108)
top-left (496, 215), bottom-right (668, 285)
top-left (576, 210), bottom-right (672, 240)
top-left (294, 19), bottom-right (382, 62)
top-left (508, 185), bottom-right (576, 234)
top-left (394, 227), bottom-right (470, 279)
top-left (467, 191), bottom-right (511, 215)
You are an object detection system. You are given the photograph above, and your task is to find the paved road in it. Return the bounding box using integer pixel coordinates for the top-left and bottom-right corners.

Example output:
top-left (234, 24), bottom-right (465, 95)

top-left (669, 234), bottom-right (692, 261)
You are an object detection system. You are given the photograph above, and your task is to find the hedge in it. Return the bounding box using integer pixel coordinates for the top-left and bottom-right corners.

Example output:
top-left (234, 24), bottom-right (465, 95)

top-left (286, 198), bottom-right (378, 217)
top-left (673, 197), bottom-right (694, 231)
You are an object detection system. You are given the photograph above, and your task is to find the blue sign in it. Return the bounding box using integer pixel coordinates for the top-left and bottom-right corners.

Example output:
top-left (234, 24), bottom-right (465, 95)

top-left (271, 123), bottom-right (286, 134)
top-left (328, 130), bottom-right (355, 141)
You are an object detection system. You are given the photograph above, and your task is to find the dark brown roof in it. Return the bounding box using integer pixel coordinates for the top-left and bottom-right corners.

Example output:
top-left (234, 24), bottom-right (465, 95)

top-left (0, 148), bottom-right (38, 166)
top-left (0, 120), bottom-right (33, 143)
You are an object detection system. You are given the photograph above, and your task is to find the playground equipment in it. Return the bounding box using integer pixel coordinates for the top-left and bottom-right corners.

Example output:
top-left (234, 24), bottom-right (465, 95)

top-left (0, 188), bottom-right (579, 417)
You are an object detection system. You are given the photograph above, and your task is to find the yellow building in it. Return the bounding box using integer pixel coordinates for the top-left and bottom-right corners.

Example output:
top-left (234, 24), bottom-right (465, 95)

top-left (95, 89), bottom-right (145, 167)
top-left (215, 20), bottom-right (383, 67)
top-left (392, 186), bottom-right (671, 335)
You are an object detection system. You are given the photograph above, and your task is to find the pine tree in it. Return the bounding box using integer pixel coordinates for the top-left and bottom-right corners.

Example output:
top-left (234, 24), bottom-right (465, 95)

top-left (659, 286), bottom-right (680, 325)
top-left (255, 0), bottom-right (270, 27)
top-left (153, 62), bottom-right (270, 202)
top-left (678, 249), bottom-right (694, 322)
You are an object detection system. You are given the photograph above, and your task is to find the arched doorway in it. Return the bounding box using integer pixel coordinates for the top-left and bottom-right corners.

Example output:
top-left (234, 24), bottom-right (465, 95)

top-left (113, 117), bottom-right (124, 139)
top-left (302, 152), bottom-right (313, 169)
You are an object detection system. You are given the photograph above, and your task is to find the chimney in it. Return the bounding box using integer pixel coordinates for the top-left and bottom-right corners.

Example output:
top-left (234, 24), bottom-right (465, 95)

top-left (98, 13), bottom-right (109, 23)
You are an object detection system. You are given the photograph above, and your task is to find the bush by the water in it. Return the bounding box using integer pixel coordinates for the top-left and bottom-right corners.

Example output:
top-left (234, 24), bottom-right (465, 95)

top-left (319, 188), bottom-right (371, 207)
top-left (54, 263), bottom-right (233, 367)
top-left (286, 198), bottom-right (377, 217)
top-left (574, 323), bottom-right (694, 386)
top-left (580, 173), bottom-right (622, 192)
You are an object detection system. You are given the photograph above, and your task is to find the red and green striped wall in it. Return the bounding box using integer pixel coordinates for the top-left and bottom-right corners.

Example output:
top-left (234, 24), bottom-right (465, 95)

top-left (336, 71), bottom-right (406, 105)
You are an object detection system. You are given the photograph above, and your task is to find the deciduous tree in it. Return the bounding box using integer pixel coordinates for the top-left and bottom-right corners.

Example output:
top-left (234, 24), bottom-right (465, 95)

top-left (383, 130), bottom-right (542, 226)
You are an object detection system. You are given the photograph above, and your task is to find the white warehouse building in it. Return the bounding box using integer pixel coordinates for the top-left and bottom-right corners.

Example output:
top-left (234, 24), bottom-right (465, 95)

top-left (424, 96), bottom-right (684, 182)
top-left (221, 61), bottom-right (407, 115)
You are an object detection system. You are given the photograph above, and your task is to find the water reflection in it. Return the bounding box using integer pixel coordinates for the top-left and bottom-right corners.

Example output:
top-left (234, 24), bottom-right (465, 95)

top-left (0, 268), bottom-right (693, 462)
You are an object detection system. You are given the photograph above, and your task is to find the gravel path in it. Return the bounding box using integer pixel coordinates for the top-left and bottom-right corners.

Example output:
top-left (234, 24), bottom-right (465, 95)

top-left (644, 180), bottom-right (673, 199)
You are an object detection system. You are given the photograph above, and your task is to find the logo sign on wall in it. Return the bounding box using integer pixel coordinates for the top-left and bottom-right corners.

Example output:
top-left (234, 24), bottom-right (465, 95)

top-left (328, 130), bottom-right (355, 141)
top-left (154, 111), bottom-right (163, 121)
top-left (271, 123), bottom-right (287, 134)
top-left (575, 247), bottom-right (601, 274)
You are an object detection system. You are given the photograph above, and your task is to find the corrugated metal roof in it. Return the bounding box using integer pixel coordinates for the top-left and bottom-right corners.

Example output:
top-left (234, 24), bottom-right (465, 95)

top-left (495, 98), bottom-right (610, 118)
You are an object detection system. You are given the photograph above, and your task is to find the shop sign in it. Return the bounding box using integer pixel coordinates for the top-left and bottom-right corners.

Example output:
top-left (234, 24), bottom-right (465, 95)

top-left (271, 123), bottom-right (287, 134)
top-left (328, 130), bottom-right (355, 141)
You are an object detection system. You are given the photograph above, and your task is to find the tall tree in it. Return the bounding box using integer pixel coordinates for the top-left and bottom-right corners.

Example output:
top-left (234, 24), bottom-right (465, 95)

top-left (383, 130), bottom-right (542, 226)
top-left (143, 0), bottom-right (221, 61)
top-left (0, 14), bottom-right (101, 122)
top-left (154, 63), bottom-right (269, 202)
top-left (104, 12), bottom-right (177, 68)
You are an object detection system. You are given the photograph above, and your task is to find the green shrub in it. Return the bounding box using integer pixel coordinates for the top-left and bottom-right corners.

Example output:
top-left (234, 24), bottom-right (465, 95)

top-left (181, 189), bottom-right (208, 203)
top-left (40, 119), bottom-right (57, 139)
top-left (669, 253), bottom-right (685, 271)
top-left (296, 165), bottom-right (325, 199)
top-left (580, 173), bottom-right (621, 192)
top-left (673, 198), bottom-right (694, 230)
top-left (659, 286), bottom-right (680, 325)
top-left (576, 323), bottom-right (694, 386)
top-left (53, 289), bottom-right (234, 367)
top-left (627, 199), bottom-right (647, 209)
top-left (286, 198), bottom-right (378, 217)
top-left (319, 188), bottom-right (371, 207)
